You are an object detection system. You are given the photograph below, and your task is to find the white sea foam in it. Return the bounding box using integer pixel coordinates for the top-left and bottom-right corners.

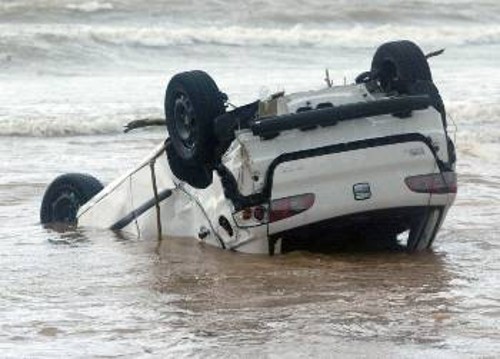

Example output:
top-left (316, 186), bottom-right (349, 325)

top-left (65, 1), bottom-right (113, 13)
top-left (446, 101), bottom-right (500, 159)
top-left (3, 0), bottom-right (500, 26)
top-left (70, 23), bottom-right (500, 48)
top-left (0, 115), bottom-right (156, 137)
top-left (2, 23), bottom-right (500, 53)
top-left (447, 101), bottom-right (500, 127)
top-left (1, 101), bottom-right (498, 144)
top-left (103, 24), bottom-right (500, 48)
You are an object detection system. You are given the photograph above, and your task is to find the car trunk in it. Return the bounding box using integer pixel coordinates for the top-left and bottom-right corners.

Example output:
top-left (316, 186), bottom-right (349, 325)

top-left (229, 87), bottom-right (451, 237)
top-left (267, 138), bottom-right (440, 236)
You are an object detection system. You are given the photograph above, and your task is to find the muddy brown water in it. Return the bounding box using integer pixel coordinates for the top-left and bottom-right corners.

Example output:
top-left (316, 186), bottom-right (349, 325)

top-left (2, 0), bottom-right (500, 354)
top-left (1, 135), bottom-right (499, 358)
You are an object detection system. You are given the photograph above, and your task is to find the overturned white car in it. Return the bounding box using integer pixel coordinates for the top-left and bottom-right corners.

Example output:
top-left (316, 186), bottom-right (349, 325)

top-left (41, 40), bottom-right (456, 254)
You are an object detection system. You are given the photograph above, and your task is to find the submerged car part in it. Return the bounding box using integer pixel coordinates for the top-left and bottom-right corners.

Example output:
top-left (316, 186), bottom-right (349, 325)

top-left (40, 173), bottom-right (103, 225)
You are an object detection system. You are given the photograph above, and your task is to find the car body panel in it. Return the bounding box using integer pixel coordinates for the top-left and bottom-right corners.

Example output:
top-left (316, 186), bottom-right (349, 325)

top-left (268, 142), bottom-right (440, 235)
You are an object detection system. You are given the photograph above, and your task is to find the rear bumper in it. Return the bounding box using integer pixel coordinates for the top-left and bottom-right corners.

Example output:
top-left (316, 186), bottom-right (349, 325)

top-left (250, 95), bottom-right (432, 137)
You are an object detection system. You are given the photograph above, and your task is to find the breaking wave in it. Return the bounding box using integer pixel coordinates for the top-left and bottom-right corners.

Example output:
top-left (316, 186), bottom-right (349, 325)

top-left (2, 0), bottom-right (500, 26)
top-left (2, 22), bottom-right (499, 73)
top-left (1, 102), bottom-right (498, 142)
top-left (447, 101), bottom-right (500, 127)
top-left (2, 23), bottom-right (500, 55)
top-left (0, 114), bottom-right (161, 137)
top-left (447, 101), bottom-right (500, 158)
top-left (93, 24), bottom-right (500, 48)
top-left (65, 1), bottom-right (113, 13)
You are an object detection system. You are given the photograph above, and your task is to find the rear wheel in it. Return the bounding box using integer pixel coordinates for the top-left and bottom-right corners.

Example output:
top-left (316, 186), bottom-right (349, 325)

top-left (371, 40), bottom-right (432, 93)
top-left (40, 173), bottom-right (103, 224)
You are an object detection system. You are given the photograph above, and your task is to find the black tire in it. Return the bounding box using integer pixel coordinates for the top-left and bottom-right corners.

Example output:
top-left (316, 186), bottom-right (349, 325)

top-left (164, 70), bottom-right (225, 166)
top-left (40, 173), bottom-right (103, 224)
top-left (165, 140), bottom-right (213, 189)
top-left (371, 40), bottom-right (432, 93)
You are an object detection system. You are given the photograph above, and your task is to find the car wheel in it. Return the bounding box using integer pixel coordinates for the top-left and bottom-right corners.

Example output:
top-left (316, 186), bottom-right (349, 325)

top-left (371, 40), bottom-right (432, 93)
top-left (165, 140), bottom-right (213, 189)
top-left (40, 173), bottom-right (103, 224)
top-left (164, 70), bottom-right (225, 166)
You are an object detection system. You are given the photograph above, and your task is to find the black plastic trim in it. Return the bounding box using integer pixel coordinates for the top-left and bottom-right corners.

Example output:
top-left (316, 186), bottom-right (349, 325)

top-left (250, 95), bottom-right (431, 137)
top-left (110, 189), bottom-right (173, 230)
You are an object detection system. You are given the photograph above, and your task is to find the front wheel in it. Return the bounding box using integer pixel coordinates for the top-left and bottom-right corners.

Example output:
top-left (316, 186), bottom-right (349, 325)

top-left (165, 140), bottom-right (213, 189)
top-left (40, 173), bottom-right (103, 224)
top-left (164, 70), bottom-right (225, 166)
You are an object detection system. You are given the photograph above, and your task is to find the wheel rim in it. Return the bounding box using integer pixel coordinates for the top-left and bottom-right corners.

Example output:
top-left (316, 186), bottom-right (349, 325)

top-left (173, 93), bottom-right (197, 150)
top-left (51, 189), bottom-right (80, 223)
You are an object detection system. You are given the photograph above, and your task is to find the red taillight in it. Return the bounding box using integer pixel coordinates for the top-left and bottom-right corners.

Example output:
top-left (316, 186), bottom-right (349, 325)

top-left (233, 194), bottom-right (315, 227)
top-left (253, 205), bottom-right (266, 221)
top-left (269, 193), bottom-right (315, 223)
top-left (241, 207), bottom-right (252, 220)
top-left (405, 172), bottom-right (457, 194)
